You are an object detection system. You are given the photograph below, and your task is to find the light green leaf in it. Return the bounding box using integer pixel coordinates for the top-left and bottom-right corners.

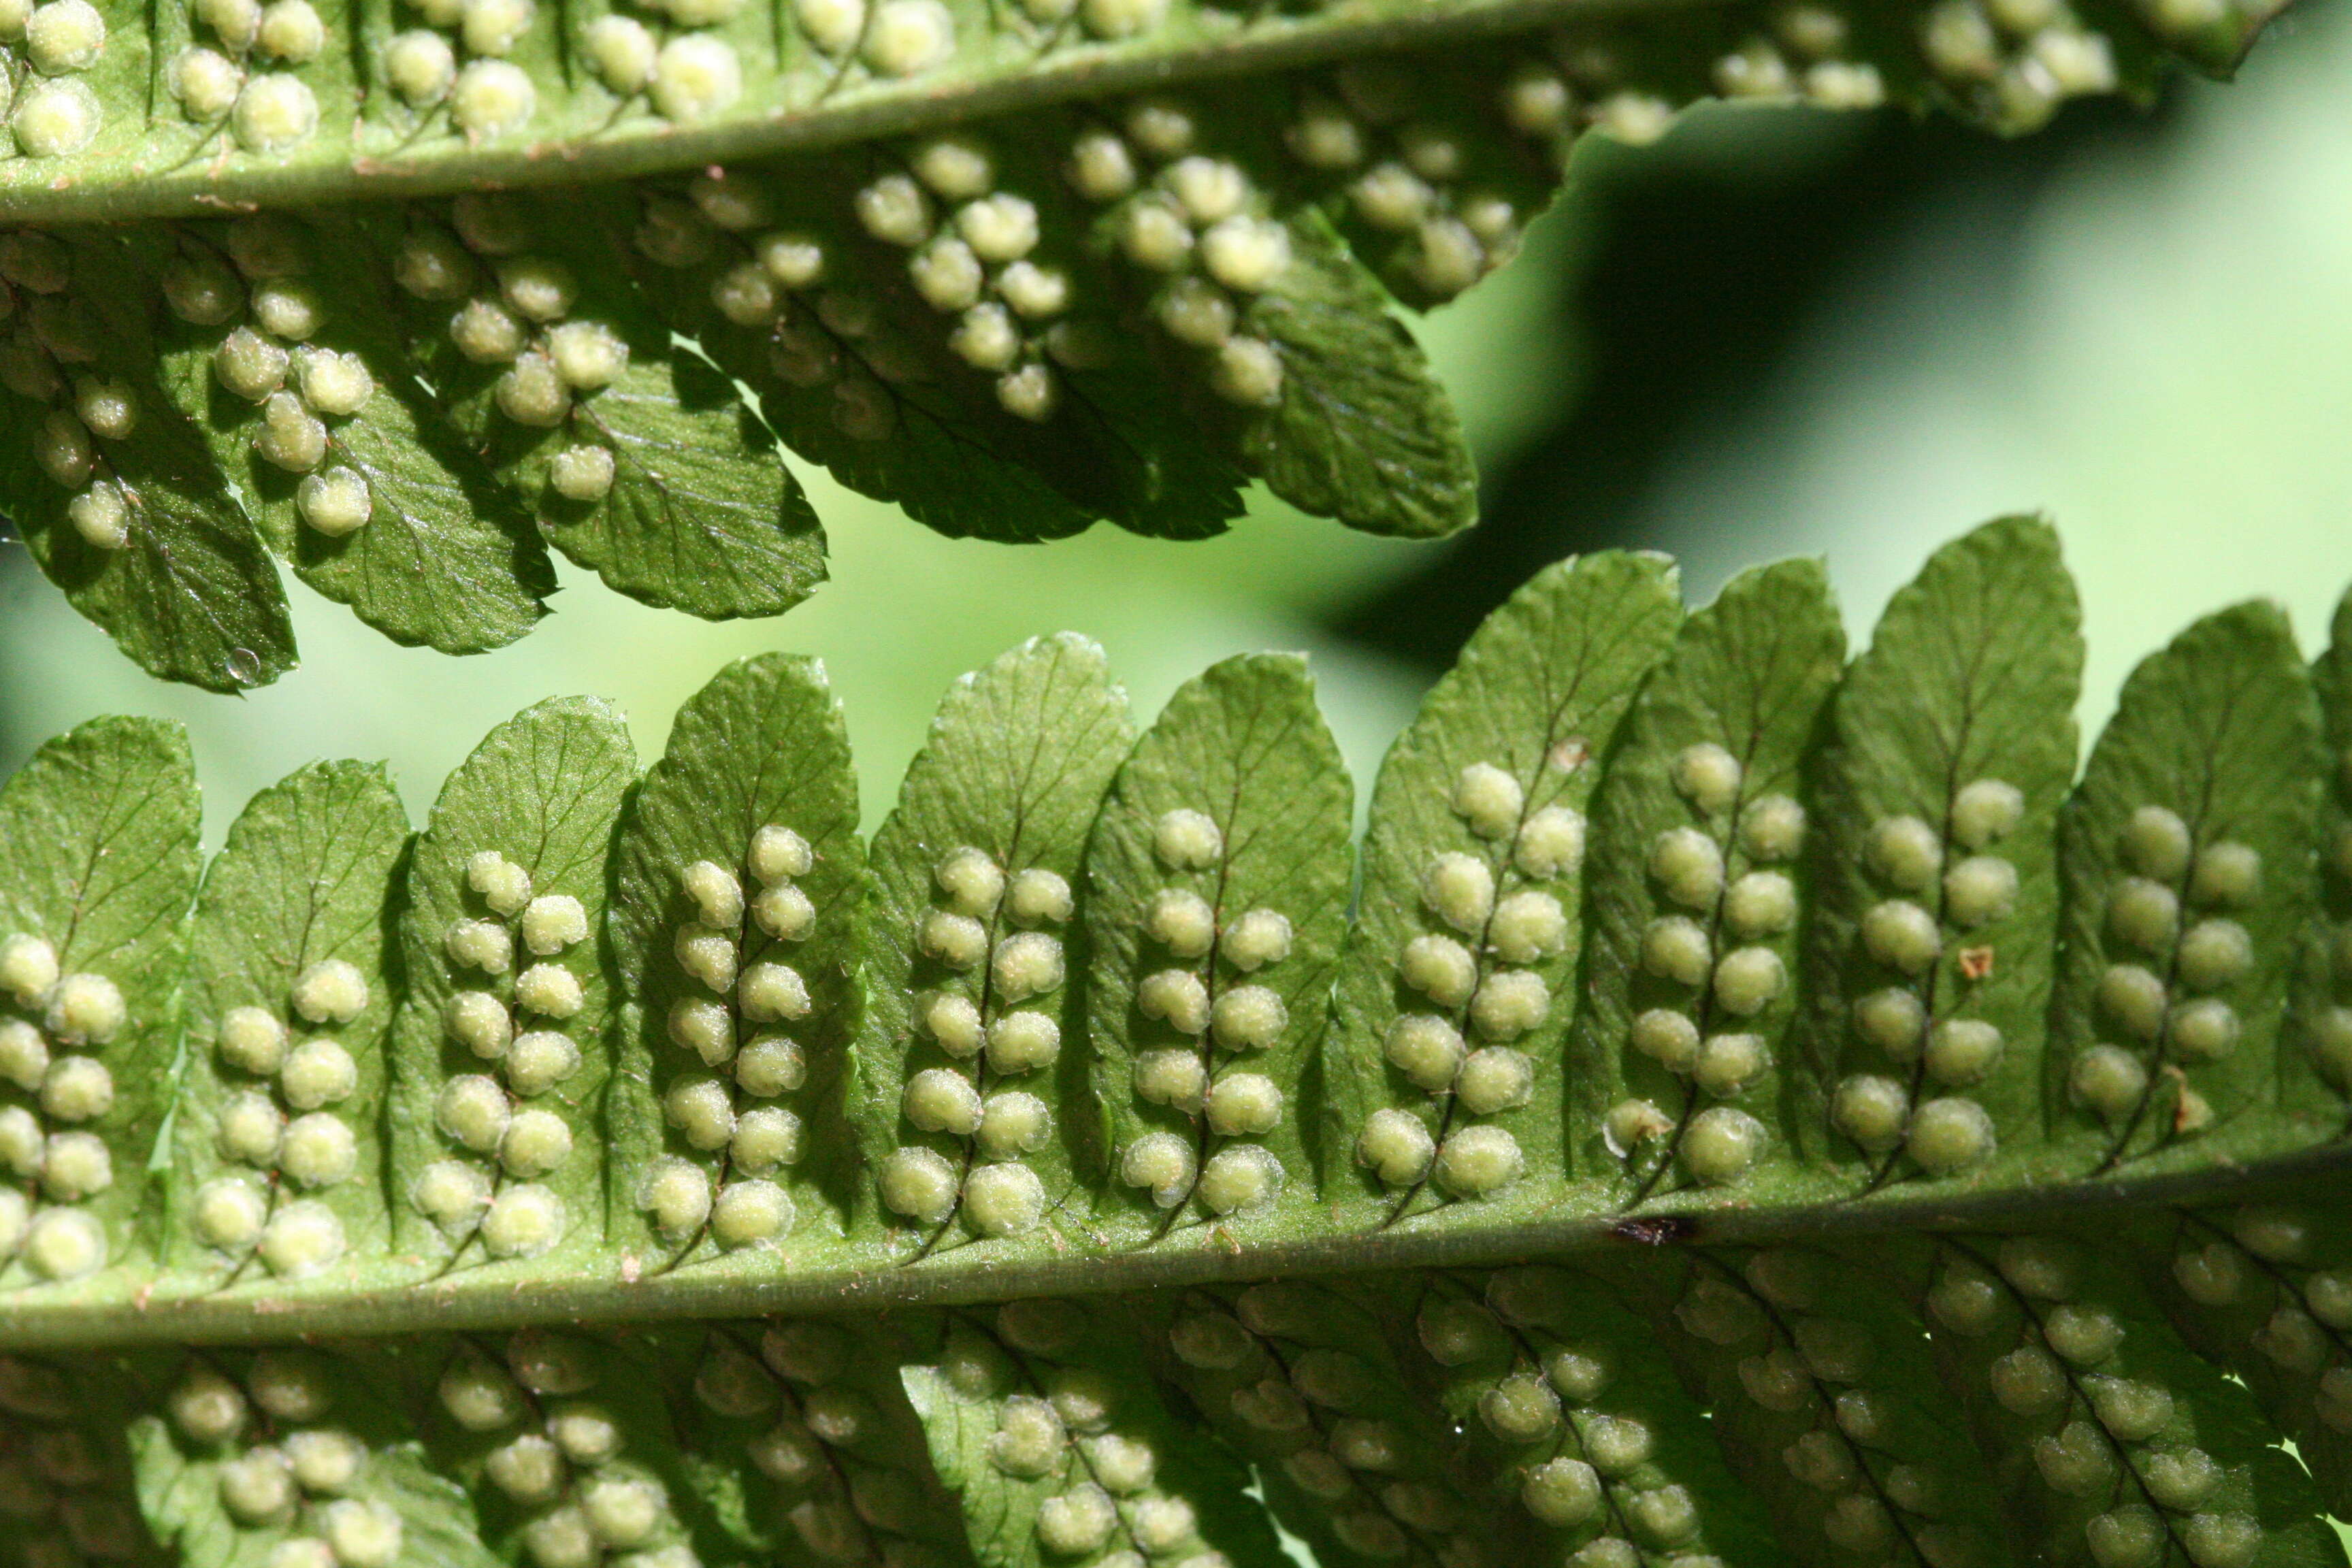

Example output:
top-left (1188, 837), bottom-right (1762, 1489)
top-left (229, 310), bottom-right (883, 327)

top-left (851, 634), bottom-right (1133, 1255)
top-left (0, 717), bottom-right (199, 1298)
top-left (1330, 551), bottom-right (1683, 1226)
top-left (385, 698), bottom-right (637, 1273)
top-left (171, 761), bottom-right (410, 1294)
top-left (609, 655), bottom-right (865, 1271)
top-left (1799, 516), bottom-right (2084, 1191)
top-left (1082, 653), bottom-right (1353, 1244)
top-left (1568, 557), bottom-right (1846, 1208)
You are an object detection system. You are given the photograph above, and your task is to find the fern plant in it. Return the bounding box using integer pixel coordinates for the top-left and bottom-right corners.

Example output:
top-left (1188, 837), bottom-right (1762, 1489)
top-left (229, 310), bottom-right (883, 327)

top-left (3, 515), bottom-right (2352, 1568)
top-left (0, 0), bottom-right (2296, 688)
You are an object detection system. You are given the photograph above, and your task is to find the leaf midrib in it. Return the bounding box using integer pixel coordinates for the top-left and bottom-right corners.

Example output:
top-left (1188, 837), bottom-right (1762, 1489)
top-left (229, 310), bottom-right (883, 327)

top-left (5, 0), bottom-right (1706, 225)
top-left (1, 1137), bottom-right (2340, 1352)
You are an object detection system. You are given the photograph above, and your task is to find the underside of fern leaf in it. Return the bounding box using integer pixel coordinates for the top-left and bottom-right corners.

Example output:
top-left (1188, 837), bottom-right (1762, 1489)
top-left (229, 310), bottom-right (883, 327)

top-left (9, 516), bottom-right (2352, 1568)
top-left (0, 0), bottom-right (2302, 685)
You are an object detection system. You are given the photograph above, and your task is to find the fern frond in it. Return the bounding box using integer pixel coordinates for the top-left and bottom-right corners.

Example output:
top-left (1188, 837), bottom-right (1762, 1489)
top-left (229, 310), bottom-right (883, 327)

top-left (7, 515), bottom-right (2352, 1565)
top-left (0, 0), bottom-right (2301, 683)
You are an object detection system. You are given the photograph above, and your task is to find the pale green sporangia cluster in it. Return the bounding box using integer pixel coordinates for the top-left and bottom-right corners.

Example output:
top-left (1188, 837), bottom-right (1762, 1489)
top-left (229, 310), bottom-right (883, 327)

top-left (0, 0), bottom-right (2297, 689)
top-left (9, 517), bottom-right (2352, 1568)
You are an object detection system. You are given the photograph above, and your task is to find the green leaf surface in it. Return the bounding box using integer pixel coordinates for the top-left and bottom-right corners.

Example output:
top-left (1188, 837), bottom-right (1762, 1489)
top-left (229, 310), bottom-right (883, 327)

top-left (1400, 1262), bottom-right (1780, 1567)
top-left (0, 717), bottom-right (199, 1298)
top-left (1330, 551), bottom-right (1684, 1224)
top-left (170, 762), bottom-right (410, 1294)
top-left (1082, 653), bottom-right (1354, 1243)
top-left (1798, 515), bottom-right (2085, 1190)
top-left (385, 697), bottom-right (637, 1271)
top-left (2048, 599), bottom-right (2325, 1174)
top-left (146, 213), bottom-right (556, 657)
top-left (850, 634), bottom-right (1134, 1254)
top-left (1915, 1228), bottom-right (2347, 1568)
top-left (1568, 557), bottom-right (1847, 1208)
top-left (3, 235), bottom-right (296, 696)
top-left (904, 1304), bottom-right (1283, 1568)
top-left (1239, 213), bottom-right (1477, 541)
top-left (609, 655), bottom-right (865, 1271)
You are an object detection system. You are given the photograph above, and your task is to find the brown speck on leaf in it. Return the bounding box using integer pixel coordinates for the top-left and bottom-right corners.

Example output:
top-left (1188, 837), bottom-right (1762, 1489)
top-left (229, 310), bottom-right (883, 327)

top-left (1957, 945), bottom-right (1995, 981)
top-left (1610, 1215), bottom-right (1698, 1246)
top-left (1550, 737), bottom-right (1590, 773)
top-left (2165, 1066), bottom-right (2213, 1134)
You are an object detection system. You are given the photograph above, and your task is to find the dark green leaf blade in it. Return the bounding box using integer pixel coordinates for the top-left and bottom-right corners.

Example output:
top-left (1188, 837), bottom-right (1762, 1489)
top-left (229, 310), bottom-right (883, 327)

top-left (2048, 600), bottom-right (2325, 1174)
top-left (1330, 551), bottom-right (1684, 1228)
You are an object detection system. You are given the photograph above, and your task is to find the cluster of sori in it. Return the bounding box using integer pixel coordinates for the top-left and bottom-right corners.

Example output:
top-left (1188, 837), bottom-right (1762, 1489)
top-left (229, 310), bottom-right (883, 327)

top-left (0, 231), bottom-right (146, 554)
top-left (0, 0), bottom-right (108, 157)
top-left (168, 0), bottom-right (329, 152)
top-left (695, 1319), bottom-right (949, 1564)
top-left (2168, 1203), bottom-right (2352, 1441)
top-left (1927, 1235), bottom-right (2263, 1568)
top-left (1430, 1270), bottom-right (1723, 1566)
top-left (2312, 747), bottom-right (2352, 1090)
top-left (191, 959), bottom-right (372, 1278)
top-left (1281, 61), bottom-right (1535, 307)
top-left (165, 1354), bottom-right (404, 1568)
top-left (376, 0), bottom-right (540, 140)
top-left (415, 848), bottom-right (593, 1260)
top-left (0, 932), bottom-right (125, 1283)
top-left (952, 1303), bottom-right (1228, 1567)
top-left (879, 841), bottom-right (1073, 1238)
top-left (631, 169), bottom-right (917, 445)
top-left (1114, 809), bottom-right (1297, 1219)
top-left (1675, 1254), bottom-right (1983, 1567)
top-left (1358, 766), bottom-right (1578, 1200)
top-left (1916, 0), bottom-right (2125, 131)
top-left (855, 133), bottom-right (1087, 423)
top-left (646, 825), bottom-right (819, 1253)
top-left (1611, 747), bottom-right (1804, 1190)
top-left (581, 0), bottom-right (776, 125)
top-left (2068, 806), bottom-right (2263, 1137)
top-left (395, 195), bottom-right (630, 502)
top-left (1707, 5), bottom-right (1891, 107)
top-left (165, 217), bottom-right (382, 538)
top-left (1, 1361), bottom-right (143, 1564)
top-left (1827, 780), bottom-right (2028, 1177)
top-left (1070, 99), bottom-right (1296, 410)
top-left (1164, 1282), bottom-right (1489, 1565)
top-left (444, 1335), bottom-right (693, 1568)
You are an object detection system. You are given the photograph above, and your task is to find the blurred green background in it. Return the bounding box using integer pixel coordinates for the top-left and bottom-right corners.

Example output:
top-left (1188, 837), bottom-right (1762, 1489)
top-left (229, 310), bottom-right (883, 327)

top-left (5, 0), bottom-right (2349, 840)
